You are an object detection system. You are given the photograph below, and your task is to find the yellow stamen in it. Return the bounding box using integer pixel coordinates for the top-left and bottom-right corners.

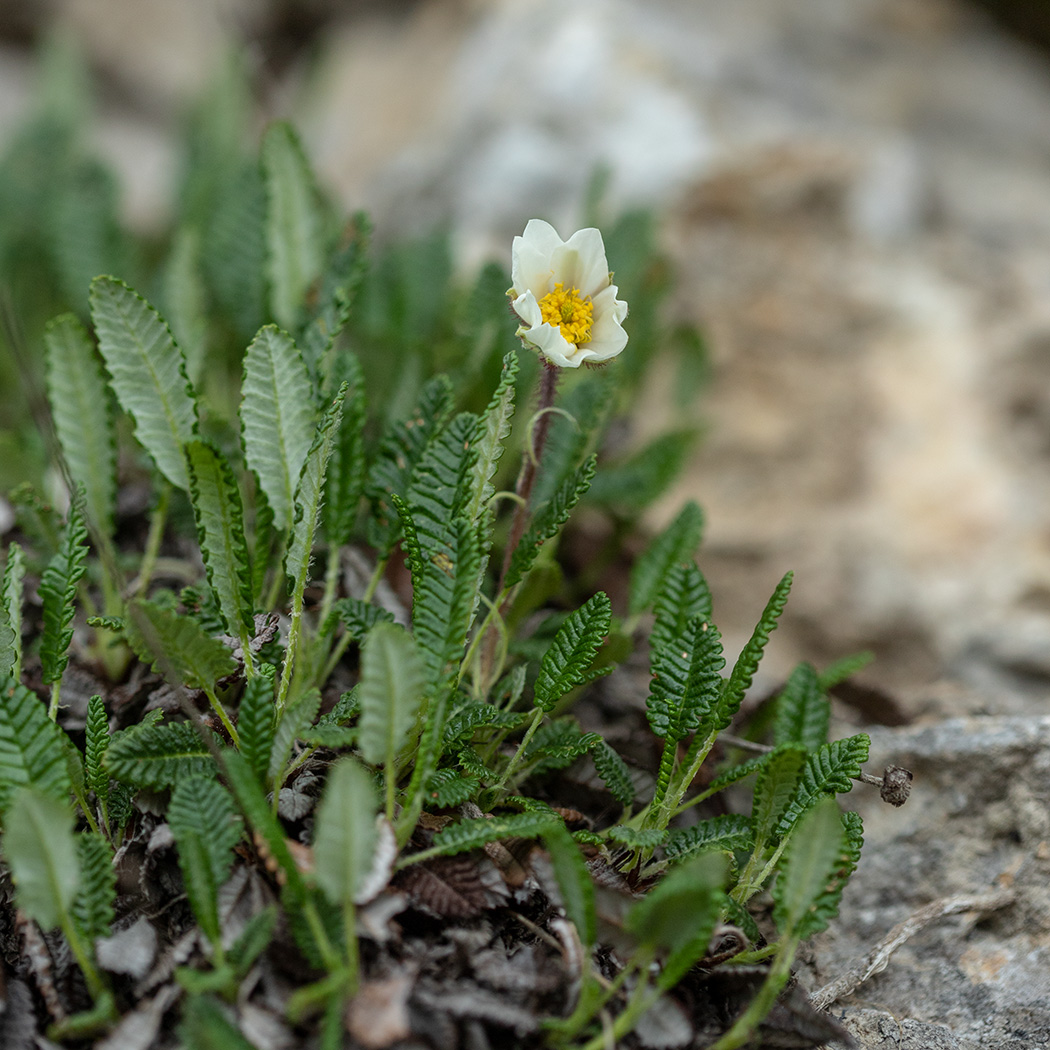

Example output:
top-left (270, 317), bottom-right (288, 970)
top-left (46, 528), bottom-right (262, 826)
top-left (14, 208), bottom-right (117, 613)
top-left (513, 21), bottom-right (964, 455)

top-left (538, 283), bottom-right (593, 346)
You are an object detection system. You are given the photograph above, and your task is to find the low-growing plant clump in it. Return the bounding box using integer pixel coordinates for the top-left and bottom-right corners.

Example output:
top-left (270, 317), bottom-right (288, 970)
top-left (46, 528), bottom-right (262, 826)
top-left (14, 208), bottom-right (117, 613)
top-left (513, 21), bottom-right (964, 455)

top-left (0, 49), bottom-right (908, 1050)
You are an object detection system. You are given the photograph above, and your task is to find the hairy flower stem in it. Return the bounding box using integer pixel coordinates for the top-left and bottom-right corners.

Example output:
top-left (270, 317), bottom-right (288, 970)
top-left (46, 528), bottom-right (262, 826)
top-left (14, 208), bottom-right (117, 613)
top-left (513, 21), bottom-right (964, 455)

top-left (480, 362), bottom-right (559, 684)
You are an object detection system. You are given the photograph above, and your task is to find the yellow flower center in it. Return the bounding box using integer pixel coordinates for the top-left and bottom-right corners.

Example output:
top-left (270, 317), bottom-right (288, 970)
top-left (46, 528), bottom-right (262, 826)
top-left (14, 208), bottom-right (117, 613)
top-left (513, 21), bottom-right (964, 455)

top-left (539, 283), bottom-right (593, 346)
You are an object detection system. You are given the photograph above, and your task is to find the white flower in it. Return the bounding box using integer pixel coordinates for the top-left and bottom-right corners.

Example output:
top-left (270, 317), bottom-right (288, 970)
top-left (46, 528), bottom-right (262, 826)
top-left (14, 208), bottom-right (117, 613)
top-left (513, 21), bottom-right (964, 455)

top-left (509, 219), bottom-right (628, 368)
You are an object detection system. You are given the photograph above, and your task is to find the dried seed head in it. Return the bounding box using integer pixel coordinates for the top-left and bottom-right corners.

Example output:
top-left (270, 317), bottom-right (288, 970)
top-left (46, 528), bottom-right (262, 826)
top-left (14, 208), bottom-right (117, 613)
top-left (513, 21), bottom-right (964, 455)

top-left (880, 765), bottom-right (913, 807)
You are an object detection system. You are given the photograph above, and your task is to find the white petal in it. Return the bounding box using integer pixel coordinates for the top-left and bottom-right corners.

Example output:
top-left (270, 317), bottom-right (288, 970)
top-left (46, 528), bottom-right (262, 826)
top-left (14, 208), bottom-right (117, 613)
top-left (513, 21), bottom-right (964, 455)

top-left (511, 290), bottom-right (542, 328)
top-left (576, 286), bottom-right (628, 363)
top-left (511, 220), bottom-right (563, 297)
top-left (561, 227), bottom-right (611, 296)
top-left (521, 322), bottom-right (579, 368)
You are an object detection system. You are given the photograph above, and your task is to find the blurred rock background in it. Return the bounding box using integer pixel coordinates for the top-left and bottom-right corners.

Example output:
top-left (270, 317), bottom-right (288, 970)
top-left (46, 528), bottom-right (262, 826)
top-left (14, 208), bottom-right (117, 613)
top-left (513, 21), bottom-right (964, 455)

top-left (3, 1), bottom-right (1050, 1043)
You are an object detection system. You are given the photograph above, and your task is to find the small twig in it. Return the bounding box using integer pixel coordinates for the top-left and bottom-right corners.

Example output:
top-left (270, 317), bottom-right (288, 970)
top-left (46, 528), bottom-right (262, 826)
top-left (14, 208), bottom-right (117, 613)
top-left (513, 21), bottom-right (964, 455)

top-left (810, 888), bottom-right (1016, 1011)
top-left (717, 734), bottom-right (913, 806)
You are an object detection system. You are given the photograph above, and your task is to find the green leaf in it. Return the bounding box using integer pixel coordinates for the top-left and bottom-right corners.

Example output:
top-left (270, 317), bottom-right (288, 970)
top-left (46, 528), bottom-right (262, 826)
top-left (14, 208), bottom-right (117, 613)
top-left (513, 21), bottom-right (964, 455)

top-left (357, 622), bottom-right (425, 769)
top-left (772, 798), bottom-right (847, 940)
top-left (524, 720), bottom-right (602, 776)
top-left (750, 746), bottom-right (807, 851)
top-left (299, 213), bottom-right (371, 378)
top-left (72, 832), bottom-right (115, 944)
top-left (424, 769), bottom-right (479, 808)
top-left (84, 694), bottom-right (109, 799)
top-left (542, 819), bottom-right (596, 947)
top-left (39, 502), bottom-right (89, 686)
top-left (425, 811), bottom-right (560, 858)
top-left (626, 852), bottom-right (726, 989)
top-left (185, 440), bottom-right (254, 641)
top-left (168, 775), bottom-right (243, 945)
top-left (162, 227), bottom-right (209, 387)
top-left (236, 668), bottom-right (276, 785)
top-left (651, 562), bottom-right (712, 656)
top-left (464, 351), bottom-right (519, 524)
top-left (590, 738), bottom-right (634, 807)
top-left (284, 384), bottom-right (345, 595)
top-left (269, 689), bottom-right (321, 784)
top-left (607, 826), bottom-right (668, 849)
top-left (715, 571), bottom-right (792, 731)
top-left (792, 809), bottom-right (863, 941)
top-left (773, 663), bottom-right (829, 750)
top-left (413, 517), bottom-right (482, 689)
top-left (124, 599), bottom-right (236, 691)
top-left (2, 788), bottom-right (79, 930)
top-left (664, 814), bottom-right (755, 862)
top-left (106, 721), bottom-right (214, 788)
top-left (775, 734), bottom-right (870, 839)
top-left (0, 683), bottom-right (72, 813)
top-left (328, 597), bottom-right (394, 643)
top-left (506, 454), bottom-right (597, 588)
top-left (647, 616), bottom-right (725, 743)
top-left (222, 749), bottom-right (307, 901)
top-left (702, 751), bottom-right (772, 797)
top-left (587, 430), bottom-right (695, 511)
top-left (629, 502), bottom-right (704, 616)
top-left (442, 703), bottom-right (526, 745)
top-left (406, 413), bottom-right (479, 557)
top-left (323, 351), bottom-right (368, 546)
top-left (263, 121), bottom-right (325, 331)
top-left (89, 276), bottom-right (198, 490)
top-left (817, 650), bottom-right (874, 690)
top-left (240, 325), bottom-right (316, 532)
top-left (179, 995), bottom-right (257, 1050)
top-left (312, 758), bottom-right (379, 906)
top-left (1, 544), bottom-right (26, 682)
top-left (44, 314), bottom-right (116, 538)
top-left (533, 592), bottom-right (611, 710)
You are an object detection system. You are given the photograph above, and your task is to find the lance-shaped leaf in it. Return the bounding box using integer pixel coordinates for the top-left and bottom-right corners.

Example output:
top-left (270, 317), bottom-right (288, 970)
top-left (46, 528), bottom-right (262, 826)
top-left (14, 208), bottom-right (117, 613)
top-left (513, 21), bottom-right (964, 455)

top-left (715, 571), bottom-right (793, 732)
top-left (630, 502), bottom-right (704, 617)
top-left (39, 502), bottom-right (88, 686)
top-left (772, 798), bottom-right (847, 940)
top-left (168, 775), bottom-right (243, 946)
top-left (663, 814), bottom-right (755, 862)
top-left (237, 668), bottom-right (276, 785)
top-left (105, 721), bottom-right (214, 788)
top-left (2, 788), bottom-right (79, 930)
top-left (651, 562), bottom-right (712, 656)
top-left (162, 227), bottom-right (208, 387)
top-left (1, 543), bottom-right (26, 682)
top-left (775, 734), bottom-right (870, 839)
top-left (587, 430), bottom-right (695, 511)
top-left (268, 689), bottom-right (321, 785)
top-left (284, 385), bottom-right (346, 596)
top-left (323, 351), bottom-right (367, 547)
top-left (357, 622), bottom-right (425, 769)
top-left (241, 325), bottom-right (315, 531)
top-left (185, 440), bottom-right (254, 642)
top-left (647, 616), bottom-right (725, 743)
top-left (542, 819), bottom-right (596, 948)
top-left (263, 121), bottom-right (325, 331)
top-left (0, 684), bottom-right (72, 814)
top-left (84, 694), bottom-right (109, 799)
top-left (72, 831), bottom-right (115, 945)
top-left (773, 662), bottom-right (830, 750)
top-left (506, 455), bottom-right (597, 588)
top-left (591, 738), bottom-right (634, 807)
top-left (89, 276), bottom-right (198, 490)
top-left (424, 811), bottom-right (560, 859)
top-left (44, 314), bottom-right (116, 537)
top-left (179, 994), bottom-right (257, 1050)
top-left (313, 758), bottom-right (379, 906)
top-left (750, 745), bottom-right (806, 852)
top-left (424, 769), bottom-right (480, 808)
top-left (790, 809), bottom-right (863, 941)
top-left (124, 598), bottom-right (236, 691)
top-left (533, 592), bottom-right (611, 711)
top-left (464, 351), bottom-right (519, 524)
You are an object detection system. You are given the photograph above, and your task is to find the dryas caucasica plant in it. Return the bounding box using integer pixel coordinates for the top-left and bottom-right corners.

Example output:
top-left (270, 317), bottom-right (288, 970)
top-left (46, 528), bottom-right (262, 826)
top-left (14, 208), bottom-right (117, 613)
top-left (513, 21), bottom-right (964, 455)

top-left (0, 121), bottom-right (896, 1048)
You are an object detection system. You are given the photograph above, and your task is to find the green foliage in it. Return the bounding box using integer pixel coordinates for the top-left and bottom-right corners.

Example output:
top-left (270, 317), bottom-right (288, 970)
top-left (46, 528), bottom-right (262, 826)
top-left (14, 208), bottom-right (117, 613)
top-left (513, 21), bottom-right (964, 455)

top-left (179, 995), bottom-right (257, 1050)
top-left (750, 746), bottom-right (807, 850)
top-left (0, 543), bottom-right (26, 681)
top-left (607, 826), bottom-right (668, 850)
top-left (262, 121), bottom-right (326, 332)
top-left (533, 592), bottom-right (611, 710)
top-left (773, 663), bottom-right (830, 750)
top-left (312, 758), bottom-right (379, 906)
top-left (236, 668), bottom-right (276, 785)
top-left (3, 787), bottom-right (79, 930)
top-left (168, 775), bottom-right (243, 946)
top-left (240, 325), bottom-right (315, 532)
top-left (72, 832), bottom-right (115, 944)
top-left (39, 501), bottom-right (89, 686)
top-left (647, 616), bottom-right (724, 743)
top-left (124, 598), bottom-right (237, 691)
top-left (185, 440), bottom-right (254, 642)
top-left (629, 502), bottom-right (704, 617)
top-left (357, 622), bottom-right (425, 771)
top-left (84, 693), bottom-right (109, 799)
top-left (465, 351), bottom-right (519, 524)
top-left (105, 721), bottom-right (214, 788)
top-left (329, 598), bottom-right (394, 642)
top-left (269, 690), bottom-right (321, 785)
top-left (587, 429), bottom-right (695, 511)
top-left (590, 738), bottom-right (635, 808)
top-left (424, 768), bottom-right (480, 808)
top-left (543, 819), bottom-right (597, 947)
top-left (323, 351), bottom-right (368, 546)
top-left (663, 815), bottom-right (755, 862)
top-left (89, 276), bottom-right (198, 490)
top-left (775, 735), bottom-right (870, 839)
top-left (44, 315), bottom-right (116, 536)
top-left (423, 811), bottom-right (560, 859)
top-left (0, 683), bottom-right (72, 813)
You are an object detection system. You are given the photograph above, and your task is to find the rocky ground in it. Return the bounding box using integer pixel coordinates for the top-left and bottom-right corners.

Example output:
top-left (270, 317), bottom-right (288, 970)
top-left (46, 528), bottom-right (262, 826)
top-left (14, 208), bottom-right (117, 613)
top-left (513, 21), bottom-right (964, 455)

top-left (4, 1), bottom-right (1050, 1046)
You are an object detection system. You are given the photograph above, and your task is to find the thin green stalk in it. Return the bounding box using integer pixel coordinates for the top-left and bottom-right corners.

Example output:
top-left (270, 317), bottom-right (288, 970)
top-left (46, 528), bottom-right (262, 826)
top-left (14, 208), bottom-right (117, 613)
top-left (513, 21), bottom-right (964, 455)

top-left (644, 738), bottom-right (678, 826)
top-left (733, 837), bottom-right (790, 907)
top-left (59, 912), bottom-right (107, 1001)
top-left (361, 556), bottom-right (388, 603)
top-left (276, 594), bottom-right (305, 717)
top-left (492, 707), bottom-right (544, 794)
top-left (343, 899), bottom-right (359, 994)
top-left (579, 957), bottom-right (659, 1050)
top-left (132, 484), bottom-right (170, 599)
top-left (708, 938), bottom-right (797, 1050)
top-left (202, 685), bottom-right (238, 747)
top-left (47, 681), bottom-right (60, 721)
top-left (551, 952), bottom-right (648, 1045)
top-left (318, 547), bottom-right (341, 641)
